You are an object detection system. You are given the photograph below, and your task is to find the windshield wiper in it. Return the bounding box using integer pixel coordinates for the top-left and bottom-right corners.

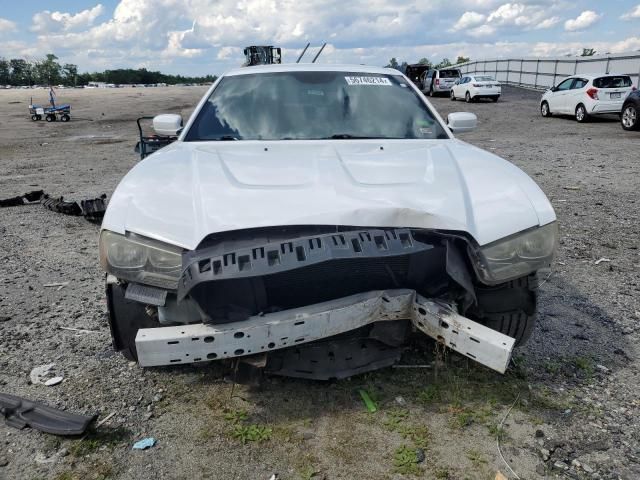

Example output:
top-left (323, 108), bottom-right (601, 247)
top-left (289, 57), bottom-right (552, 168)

top-left (324, 134), bottom-right (391, 139)
top-left (214, 135), bottom-right (239, 141)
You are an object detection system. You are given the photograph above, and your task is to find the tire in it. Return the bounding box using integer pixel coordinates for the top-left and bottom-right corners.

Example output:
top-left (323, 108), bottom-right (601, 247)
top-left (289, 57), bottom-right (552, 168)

top-left (470, 274), bottom-right (538, 347)
top-left (465, 91), bottom-right (472, 103)
top-left (540, 101), bottom-right (551, 117)
top-left (45, 114), bottom-right (55, 122)
top-left (37, 115), bottom-right (42, 121)
top-left (429, 86), bottom-right (434, 97)
top-left (575, 104), bottom-right (589, 123)
top-left (491, 96), bottom-right (499, 103)
top-left (31, 114), bottom-right (39, 121)
top-left (61, 114), bottom-right (70, 122)
top-left (450, 90), bottom-right (456, 101)
top-left (621, 104), bottom-right (639, 131)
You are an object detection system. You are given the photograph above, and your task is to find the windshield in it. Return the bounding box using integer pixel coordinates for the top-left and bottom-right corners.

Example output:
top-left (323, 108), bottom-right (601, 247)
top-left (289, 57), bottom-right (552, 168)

top-left (439, 70), bottom-right (461, 78)
top-left (184, 71), bottom-right (449, 141)
top-left (475, 76), bottom-right (494, 82)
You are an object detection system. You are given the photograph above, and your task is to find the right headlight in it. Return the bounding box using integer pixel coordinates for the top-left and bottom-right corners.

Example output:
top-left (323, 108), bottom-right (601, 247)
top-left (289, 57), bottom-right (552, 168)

top-left (99, 230), bottom-right (183, 289)
top-left (475, 222), bottom-right (558, 284)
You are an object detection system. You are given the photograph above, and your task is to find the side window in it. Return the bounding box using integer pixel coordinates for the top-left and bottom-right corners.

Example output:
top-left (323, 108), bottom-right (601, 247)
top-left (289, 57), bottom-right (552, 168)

top-left (571, 78), bottom-right (588, 89)
top-left (556, 78), bottom-right (574, 91)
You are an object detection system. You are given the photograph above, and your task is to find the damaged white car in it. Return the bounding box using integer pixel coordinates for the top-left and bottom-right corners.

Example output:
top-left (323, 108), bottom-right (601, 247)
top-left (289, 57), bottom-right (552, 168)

top-left (100, 64), bottom-right (557, 379)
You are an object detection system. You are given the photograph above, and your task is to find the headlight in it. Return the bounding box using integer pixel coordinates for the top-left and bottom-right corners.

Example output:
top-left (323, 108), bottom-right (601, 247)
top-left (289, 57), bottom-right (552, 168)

top-left (99, 230), bottom-right (183, 289)
top-left (476, 222), bottom-right (558, 284)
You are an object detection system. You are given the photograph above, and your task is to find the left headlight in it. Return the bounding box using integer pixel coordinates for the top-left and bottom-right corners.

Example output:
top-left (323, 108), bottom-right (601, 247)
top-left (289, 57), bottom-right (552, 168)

top-left (475, 222), bottom-right (558, 284)
top-left (99, 230), bottom-right (183, 289)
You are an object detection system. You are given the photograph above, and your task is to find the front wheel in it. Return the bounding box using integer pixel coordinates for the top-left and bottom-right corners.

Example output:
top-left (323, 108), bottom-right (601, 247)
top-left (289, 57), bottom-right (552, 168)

top-left (469, 274), bottom-right (538, 346)
top-left (31, 114), bottom-right (39, 121)
top-left (465, 91), bottom-right (472, 103)
top-left (450, 90), bottom-right (456, 101)
top-left (621, 104), bottom-right (639, 131)
top-left (575, 104), bottom-right (589, 123)
top-left (61, 114), bottom-right (70, 122)
top-left (540, 101), bottom-right (551, 117)
top-left (491, 96), bottom-right (499, 103)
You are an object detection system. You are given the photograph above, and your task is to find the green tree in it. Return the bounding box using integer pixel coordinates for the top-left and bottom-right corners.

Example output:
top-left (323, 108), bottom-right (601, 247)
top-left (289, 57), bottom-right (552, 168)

top-left (385, 57), bottom-right (400, 69)
top-left (418, 57), bottom-right (430, 65)
top-left (37, 53), bottom-right (62, 85)
top-left (62, 63), bottom-right (78, 86)
top-left (0, 58), bottom-right (9, 85)
top-left (455, 55), bottom-right (470, 65)
top-left (9, 58), bottom-right (29, 85)
top-left (581, 48), bottom-right (596, 56)
top-left (435, 58), bottom-right (452, 69)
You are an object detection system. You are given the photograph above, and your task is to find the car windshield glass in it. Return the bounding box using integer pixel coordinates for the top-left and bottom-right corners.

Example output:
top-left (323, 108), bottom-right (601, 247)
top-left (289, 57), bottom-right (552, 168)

top-left (593, 76), bottom-right (632, 88)
top-left (439, 70), bottom-right (461, 78)
top-left (475, 76), bottom-right (494, 82)
top-left (184, 71), bottom-right (449, 141)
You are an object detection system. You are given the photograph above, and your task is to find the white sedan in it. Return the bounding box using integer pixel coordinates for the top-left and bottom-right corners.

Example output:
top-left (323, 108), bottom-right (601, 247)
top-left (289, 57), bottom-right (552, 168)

top-left (540, 74), bottom-right (636, 122)
top-left (99, 64), bottom-right (556, 378)
top-left (450, 75), bottom-right (501, 102)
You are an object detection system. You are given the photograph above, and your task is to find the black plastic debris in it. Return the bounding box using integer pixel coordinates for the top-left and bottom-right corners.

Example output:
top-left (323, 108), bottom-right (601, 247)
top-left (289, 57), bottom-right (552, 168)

top-left (42, 195), bottom-right (83, 216)
top-left (80, 194), bottom-right (108, 223)
top-left (0, 392), bottom-right (97, 436)
top-left (0, 190), bottom-right (44, 207)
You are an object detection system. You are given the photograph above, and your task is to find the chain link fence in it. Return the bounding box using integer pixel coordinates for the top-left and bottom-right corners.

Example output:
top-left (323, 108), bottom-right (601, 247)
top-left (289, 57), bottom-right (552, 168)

top-left (454, 53), bottom-right (640, 90)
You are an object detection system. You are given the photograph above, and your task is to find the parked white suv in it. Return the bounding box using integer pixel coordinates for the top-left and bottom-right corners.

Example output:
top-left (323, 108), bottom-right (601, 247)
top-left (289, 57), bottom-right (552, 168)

top-left (540, 74), bottom-right (636, 122)
top-left (451, 75), bottom-right (501, 103)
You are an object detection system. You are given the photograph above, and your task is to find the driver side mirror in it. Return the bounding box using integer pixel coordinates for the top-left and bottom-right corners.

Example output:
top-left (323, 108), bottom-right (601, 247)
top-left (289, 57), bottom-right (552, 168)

top-left (550, 86), bottom-right (558, 92)
top-left (447, 112), bottom-right (477, 133)
top-left (153, 114), bottom-right (183, 136)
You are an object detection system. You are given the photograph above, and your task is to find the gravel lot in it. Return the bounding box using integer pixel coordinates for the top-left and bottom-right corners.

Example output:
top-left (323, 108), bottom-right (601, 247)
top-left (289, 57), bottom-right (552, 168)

top-left (0, 85), bottom-right (639, 480)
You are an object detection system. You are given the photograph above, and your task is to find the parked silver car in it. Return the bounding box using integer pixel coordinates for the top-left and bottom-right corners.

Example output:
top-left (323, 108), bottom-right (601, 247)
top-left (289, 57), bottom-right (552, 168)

top-left (421, 68), bottom-right (462, 96)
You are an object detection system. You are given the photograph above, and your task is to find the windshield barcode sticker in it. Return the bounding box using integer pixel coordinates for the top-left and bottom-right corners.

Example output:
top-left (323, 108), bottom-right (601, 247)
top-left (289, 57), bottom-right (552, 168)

top-left (345, 76), bottom-right (392, 86)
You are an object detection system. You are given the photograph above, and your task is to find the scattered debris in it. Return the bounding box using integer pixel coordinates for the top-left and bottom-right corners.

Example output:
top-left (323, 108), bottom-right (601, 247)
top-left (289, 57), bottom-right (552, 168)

top-left (0, 190), bottom-right (44, 207)
top-left (44, 376), bottom-right (64, 387)
top-left (0, 190), bottom-right (107, 223)
top-left (59, 326), bottom-right (102, 334)
top-left (395, 395), bottom-right (406, 406)
top-left (0, 457), bottom-right (7, 467)
top-left (416, 448), bottom-right (426, 463)
top-left (563, 186), bottom-right (581, 190)
top-left (358, 389), bottom-right (377, 413)
top-left (132, 437), bottom-right (157, 450)
top-left (43, 282), bottom-right (69, 288)
top-left (267, 475), bottom-right (278, 480)
top-left (594, 257), bottom-right (611, 265)
top-left (595, 364), bottom-right (610, 373)
top-left (0, 393), bottom-right (96, 435)
top-left (392, 364), bottom-right (433, 369)
top-left (95, 412), bottom-right (116, 428)
top-left (29, 363), bottom-right (56, 385)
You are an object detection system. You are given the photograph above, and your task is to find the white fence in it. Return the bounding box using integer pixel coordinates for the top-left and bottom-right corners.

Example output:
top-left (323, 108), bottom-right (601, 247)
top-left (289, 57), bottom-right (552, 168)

top-left (455, 52), bottom-right (640, 90)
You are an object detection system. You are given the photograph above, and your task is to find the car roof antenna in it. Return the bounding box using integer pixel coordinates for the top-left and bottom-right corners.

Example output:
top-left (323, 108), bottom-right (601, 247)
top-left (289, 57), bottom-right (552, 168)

top-left (311, 43), bottom-right (326, 63)
top-left (296, 43), bottom-right (311, 63)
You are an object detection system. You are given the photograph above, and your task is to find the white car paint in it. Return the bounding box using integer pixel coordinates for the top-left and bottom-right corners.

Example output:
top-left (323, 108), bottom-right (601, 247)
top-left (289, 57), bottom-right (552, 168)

top-left (451, 75), bottom-right (501, 102)
top-left (101, 64), bottom-right (556, 251)
top-left (541, 73), bottom-right (635, 119)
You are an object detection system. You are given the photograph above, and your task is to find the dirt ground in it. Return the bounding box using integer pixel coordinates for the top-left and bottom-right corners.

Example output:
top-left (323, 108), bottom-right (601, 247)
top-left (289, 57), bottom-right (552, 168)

top-left (0, 85), bottom-right (639, 480)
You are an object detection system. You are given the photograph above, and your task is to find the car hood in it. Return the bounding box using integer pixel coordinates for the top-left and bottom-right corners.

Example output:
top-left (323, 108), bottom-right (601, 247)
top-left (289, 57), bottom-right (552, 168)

top-left (102, 140), bottom-right (555, 250)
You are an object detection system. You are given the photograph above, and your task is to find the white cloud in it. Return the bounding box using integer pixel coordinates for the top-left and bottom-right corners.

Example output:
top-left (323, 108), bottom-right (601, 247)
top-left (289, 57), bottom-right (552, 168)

top-left (31, 4), bottom-right (105, 33)
top-left (621, 5), bottom-right (640, 20)
top-left (0, 17), bottom-right (17, 34)
top-left (564, 10), bottom-right (601, 32)
top-left (451, 11), bottom-right (486, 31)
top-left (469, 24), bottom-right (496, 37)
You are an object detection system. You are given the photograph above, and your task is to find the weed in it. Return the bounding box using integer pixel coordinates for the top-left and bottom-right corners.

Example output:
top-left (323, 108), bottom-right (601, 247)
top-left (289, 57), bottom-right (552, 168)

top-left (299, 465), bottom-right (320, 480)
top-left (393, 445), bottom-right (420, 475)
top-left (434, 467), bottom-right (451, 479)
top-left (487, 423), bottom-right (506, 441)
top-left (69, 426), bottom-right (131, 458)
top-left (417, 384), bottom-right (442, 404)
top-left (543, 360), bottom-right (561, 375)
top-left (466, 449), bottom-right (487, 468)
top-left (573, 356), bottom-right (595, 376)
top-left (231, 424), bottom-right (272, 444)
top-left (223, 408), bottom-right (249, 424)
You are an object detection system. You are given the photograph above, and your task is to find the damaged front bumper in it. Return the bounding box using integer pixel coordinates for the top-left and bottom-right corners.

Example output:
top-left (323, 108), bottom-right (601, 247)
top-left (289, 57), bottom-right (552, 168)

top-left (135, 289), bottom-right (515, 373)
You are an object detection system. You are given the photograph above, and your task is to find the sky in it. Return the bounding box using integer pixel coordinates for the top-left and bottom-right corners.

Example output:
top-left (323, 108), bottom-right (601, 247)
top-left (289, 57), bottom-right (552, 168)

top-left (1, 1), bottom-right (640, 76)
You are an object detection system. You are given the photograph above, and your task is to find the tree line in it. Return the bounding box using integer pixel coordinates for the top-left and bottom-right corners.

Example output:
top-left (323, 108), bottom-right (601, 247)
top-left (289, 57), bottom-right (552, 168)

top-left (0, 54), bottom-right (217, 86)
top-left (384, 56), bottom-right (471, 73)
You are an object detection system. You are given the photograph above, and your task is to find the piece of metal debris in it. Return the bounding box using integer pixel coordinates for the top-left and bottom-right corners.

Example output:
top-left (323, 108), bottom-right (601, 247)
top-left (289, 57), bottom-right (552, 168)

top-left (594, 258), bottom-right (611, 265)
top-left (0, 393), bottom-right (96, 435)
top-left (44, 377), bottom-right (64, 387)
top-left (30, 364), bottom-right (56, 385)
top-left (95, 412), bottom-right (116, 428)
top-left (132, 437), bottom-right (157, 450)
top-left (358, 389), bottom-right (377, 413)
top-left (43, 282), bottom-right (69, 288)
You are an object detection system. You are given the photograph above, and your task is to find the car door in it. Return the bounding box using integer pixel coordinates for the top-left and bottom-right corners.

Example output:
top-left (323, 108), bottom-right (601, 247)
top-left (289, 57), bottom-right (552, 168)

top-left (423, 70), bottom-right (432, 91)
top-left (453, 77), bottom-right (464, 97)
top-left (566, 78), bottom-right (588, 113)
top-left (548, 78), bottom-right (575, 113)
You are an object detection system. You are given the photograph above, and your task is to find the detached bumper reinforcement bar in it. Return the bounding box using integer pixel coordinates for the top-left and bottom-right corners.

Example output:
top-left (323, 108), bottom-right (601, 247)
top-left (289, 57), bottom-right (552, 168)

top-left (136, 289), bottom-right (515, 373)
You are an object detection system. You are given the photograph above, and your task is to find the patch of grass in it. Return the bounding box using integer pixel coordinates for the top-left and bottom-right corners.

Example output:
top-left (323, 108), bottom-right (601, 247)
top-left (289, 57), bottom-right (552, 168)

top-left (573, 356), bottom-right (595, 376)
top-left (486, 423), bottom-right (507, 441)
top-left (382, 409), bottom-right (430, 448)
top-left (53, 473), bottom-right (74, 480)
top-left (543, 360), bottom-right (562, 375)
top-left (393, 445), bottom-right (421, 476)
top-left (434, 467), bottom-right (452, 479)
top-left (298, 465), bottom-right (320, 480)
top-left (417, 384), bottom-right (442, 404)
top-left (447, 403), bottom-right (493, 429)
top-left (68, 426), bottom-right (131, 458)
top-left (231, 424), bottom-right (272, 444)
top-left (223, 408), bottom-right (248, 424)
top-left (466, 449), bottom-right (487, 468)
